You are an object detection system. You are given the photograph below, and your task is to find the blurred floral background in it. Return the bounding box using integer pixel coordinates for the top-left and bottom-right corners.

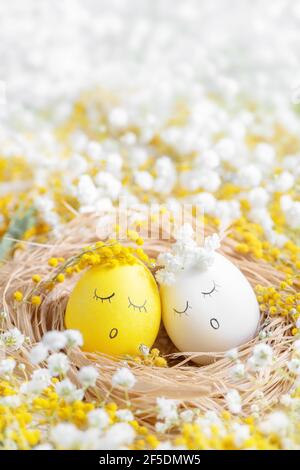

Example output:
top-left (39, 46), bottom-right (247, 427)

top-left (0, 0), bottom-right (300, 450)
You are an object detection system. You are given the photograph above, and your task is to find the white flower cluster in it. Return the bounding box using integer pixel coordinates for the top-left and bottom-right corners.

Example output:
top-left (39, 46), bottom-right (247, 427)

top-left (112, 367), bottom-right (136, 389)
top-left (17, 329), bottom-right (99, 402)
top-left (156, 397), bottom-right (179, 432)
top-left (29, 329), bottom-right (83, 365)
top-left (156, 224), bottom-right (221, 285)
top-left (49, 422), bottom-right (135, 450)
top-left (0, 327), bottom-right (25, 351)
top-left (226, 343), bottom-right (274, 382)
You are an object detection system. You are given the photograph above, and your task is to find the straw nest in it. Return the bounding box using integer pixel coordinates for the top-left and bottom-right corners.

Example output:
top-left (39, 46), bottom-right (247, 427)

top-left (0, 212), bottom-right (295, 428)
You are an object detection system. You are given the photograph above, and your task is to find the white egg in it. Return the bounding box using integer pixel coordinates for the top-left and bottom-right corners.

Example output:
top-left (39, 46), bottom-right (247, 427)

top-left (160, 252), bottom-right (260, 364)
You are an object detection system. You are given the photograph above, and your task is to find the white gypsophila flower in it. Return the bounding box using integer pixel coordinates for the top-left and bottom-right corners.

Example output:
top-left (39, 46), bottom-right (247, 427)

top-left (116, 409), bottom-right (134, 422)
top-left (0, 327), bottom-right (24, 351)
top-left (157, 252), bottom-right (183, 274)
top-left (95, 172), bottom-right (121, 201)
top-left (47, 353), bottom-right (70, 377)
top-left (77, 366), bottom-right (99, 388)
top-left (67, 154), bottom-right (88, 176)
top-left (29, 343), bottom-right (48, 364)
top-left (108, 107), bottom-right (129, 130)
top-left (194, 247), bottom-right (215, 271)
top-left (55, 379), bottom-right (84, 403)
top-left (42, 331), bottom-right (67, 351)
top-left (203, 410), bottom-right (226, 431)
top-left (180, 409), bottom-right (194, 423)
top-left (232, 423), bottom-right (250, 447)
top-left (192, 192), bottom-right (216, 213)
top-left (280, 394), bottom-right (295, 408)
top-left (284, 202), bottom-right (300, 229)
top-left (0, 310), bottom-right (7, 320)
top-left (247, 343), bottom-right (273, 371)
top-left (155, 421), bottom-right (170, 433)
top-left (157, 397), bottom-right (178, 422)
top-left (230, 362), bottom-right (245, 380)
top-left (0, 358), bottom-right (16, 376)
top-left (31, 369), bottom-right (51, 383)
top-left (237, 165), bottom-right (262, 188)
top-left (225, 389), bottom-right (242, 414)
top-left (213, 200), bottom-right (241, 227)
top-left (254, 143), bottom-right (275, 168)
top-left (21, 369), bottom-right (51, 395)
top-left (105, 152), bottom-right (123, 175)
top-left (83, 428), bottom-right (109, 450)
top-left (0, 395), bottom-right (21, 408)
top-left (272, 171), bottom-right (295, 192)
top-left (204, 233), bottom-right (221, 252)
top-left (98, 423), bottom-right (136, 450)
top-left (50, 423), bottom-right (82, 450)
top-left (88, 409), bottom-right (110, 429)
top-left (215, 138), bottom-right (236, 161)
top-left (250, 404), bottom-right (259, 415)
top-left (288, 358), bottom-right (300, 375)
top-left (248, 187), bottom-right (269, 208)
top-left (200, 149), bottom-right (220, 169)
top-left (155, 268), bottom-right (176, 286)
top-left (77, 174), bottom-right (98, 206)
top-left (156, 226), bottom-right (220, 284)
top-left (134, 171), bottom-right (154, 191)
top-left (64, 330), bottom-right (83, 349)
top-left (259, 412), bottom-right (289, 437)
top-left (139, 344), bottom-right (150, 356)
top-left (226, 348), bottom-right (239, 361)
top-left (112, 367), bottom-right (136, 389)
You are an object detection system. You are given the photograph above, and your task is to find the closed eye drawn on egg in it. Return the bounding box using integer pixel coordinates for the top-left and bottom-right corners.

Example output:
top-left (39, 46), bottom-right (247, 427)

top-left (93, 289), bottom-right (115, 303)
top-left (210, 318), bottom-right (220, 330)
top-left (201, 281), bottom-right (220, 298)
top-left (173, 301), bottom-right (191, 315)
top-left (128, 297), bottom-right (147, 312)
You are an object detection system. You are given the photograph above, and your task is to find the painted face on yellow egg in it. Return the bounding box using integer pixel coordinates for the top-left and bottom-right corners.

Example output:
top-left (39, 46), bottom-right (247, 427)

top-left (65, 261), bottom-right (161, 356)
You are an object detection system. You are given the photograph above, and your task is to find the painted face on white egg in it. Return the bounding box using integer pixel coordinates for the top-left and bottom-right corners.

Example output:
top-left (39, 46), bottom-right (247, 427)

top-left (160, 252), bottom-right (260, 364)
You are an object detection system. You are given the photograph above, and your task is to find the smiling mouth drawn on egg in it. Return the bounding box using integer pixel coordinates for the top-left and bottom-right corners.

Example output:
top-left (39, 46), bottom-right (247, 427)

top-left (210, 318), bottom-right (220, 330)
top-left (109, 328), bottom-right (118, 339)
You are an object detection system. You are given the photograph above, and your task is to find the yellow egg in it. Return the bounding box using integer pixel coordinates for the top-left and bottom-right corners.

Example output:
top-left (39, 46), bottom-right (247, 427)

top-left (65, 261), bottom-right (161, 355)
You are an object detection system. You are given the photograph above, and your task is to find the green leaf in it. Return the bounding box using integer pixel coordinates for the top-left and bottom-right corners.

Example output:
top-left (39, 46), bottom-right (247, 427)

top-left (0, 206), bottom-right (36, 261)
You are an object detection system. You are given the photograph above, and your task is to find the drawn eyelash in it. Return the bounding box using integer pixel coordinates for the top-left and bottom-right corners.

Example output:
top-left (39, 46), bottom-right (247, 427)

top-left (201, 281), bottom-right (220, 298)
top-left (128, 297), bottom-right (147, 312)
top-left (173, 301), bottom-right (191, 315)
top-left (93, 289), bottom-right (115, 303)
